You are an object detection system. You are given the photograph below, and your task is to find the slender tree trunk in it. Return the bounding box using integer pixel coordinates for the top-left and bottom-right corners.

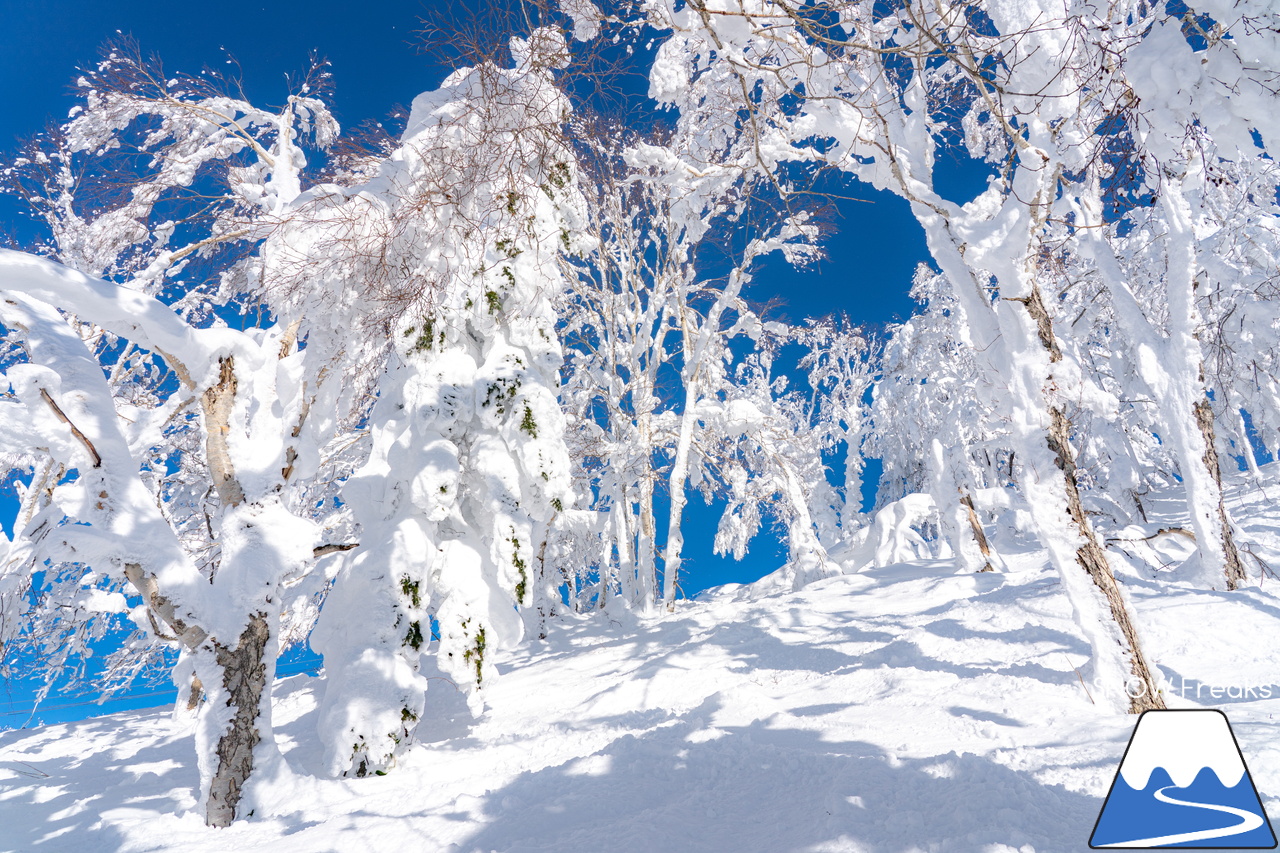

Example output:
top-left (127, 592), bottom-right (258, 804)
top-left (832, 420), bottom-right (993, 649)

top-left (614, 489), bottom-right (637, 607)
top-left (661, 269), bottom-right (749, 608)
top-left (1019, 286), bottom-right (1165, 713)
top-left (929, 438), bottom-right (997, 573)
top-left (533, 516), bottom-right (558, 638)
top-left (1044, 406), bottom-right (1165, 712)
top-left (1195, 400), bottom-right (1247, 589)
top-left (1238, 410), bottom-right (1261, 480)
top-left (202, 357), bottom-right (245, 508)
top-left (662, 400), bottom-right (696, 609)
top-left (1162, 177), bottom-right (1247, 591)
top-left (637, 416), bottom-right (658, 612)
top-left (960, 492), bottom-right (996, 573)
top-left (774, 454), bottom-right (834, 588)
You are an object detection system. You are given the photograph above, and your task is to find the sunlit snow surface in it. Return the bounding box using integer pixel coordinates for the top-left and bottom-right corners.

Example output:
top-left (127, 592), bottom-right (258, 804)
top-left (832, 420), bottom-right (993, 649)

top-left (3, 473), bottom-right (1280, 852)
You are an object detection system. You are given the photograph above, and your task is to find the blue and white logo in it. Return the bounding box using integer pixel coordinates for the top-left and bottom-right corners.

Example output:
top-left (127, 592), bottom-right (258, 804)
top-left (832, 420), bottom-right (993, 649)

top-left (1091, 709), bottom-right (1276, 848)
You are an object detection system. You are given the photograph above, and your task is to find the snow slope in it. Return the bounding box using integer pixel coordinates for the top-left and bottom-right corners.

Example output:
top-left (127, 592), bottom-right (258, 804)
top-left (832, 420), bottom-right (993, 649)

top-left (3, 478), bottom-right (1280, 852)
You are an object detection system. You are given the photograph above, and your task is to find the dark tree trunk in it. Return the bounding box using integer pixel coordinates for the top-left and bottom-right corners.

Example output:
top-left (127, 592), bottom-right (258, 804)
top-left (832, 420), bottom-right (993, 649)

top-left (1046, 407), bottom-right (1166, 713)
top-left (205, 613), bottom-right (271, 827)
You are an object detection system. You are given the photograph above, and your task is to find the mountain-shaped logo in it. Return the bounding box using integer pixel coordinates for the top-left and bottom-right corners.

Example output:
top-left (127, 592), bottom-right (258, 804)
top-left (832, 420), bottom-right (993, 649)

top-left (1091, 709), bottom-right (1276, 848)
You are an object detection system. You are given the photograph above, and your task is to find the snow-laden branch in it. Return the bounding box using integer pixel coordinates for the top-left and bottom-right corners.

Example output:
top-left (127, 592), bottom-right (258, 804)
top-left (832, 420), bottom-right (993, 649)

top-left (0, 291), bottom-right (209, 638)
top-left (0, 248), bottom-right (251, 389)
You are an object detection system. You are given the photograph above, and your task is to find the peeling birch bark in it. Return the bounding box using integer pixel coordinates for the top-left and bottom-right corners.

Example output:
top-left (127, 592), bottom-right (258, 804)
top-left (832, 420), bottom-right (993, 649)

top-left (959, 492), bottom-right (995, 573)
top-left (201, 357), bottom-right (245, 508)
top-left (205, 613), bottom-right (270, 827)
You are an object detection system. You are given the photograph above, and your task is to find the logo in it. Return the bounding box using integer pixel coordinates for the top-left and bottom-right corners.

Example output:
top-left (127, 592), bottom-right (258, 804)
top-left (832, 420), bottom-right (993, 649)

top-left (1091, 709), bottom-right (1276, 848)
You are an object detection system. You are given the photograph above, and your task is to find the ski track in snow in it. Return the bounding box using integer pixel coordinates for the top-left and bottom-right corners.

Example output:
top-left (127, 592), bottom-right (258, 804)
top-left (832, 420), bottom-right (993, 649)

top-left (2, 475), bottom-right (1280, 853)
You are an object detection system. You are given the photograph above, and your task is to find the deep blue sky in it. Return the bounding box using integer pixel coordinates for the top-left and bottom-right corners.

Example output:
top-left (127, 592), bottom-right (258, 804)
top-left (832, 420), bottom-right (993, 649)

top-left (0, 0), bottom-right (927, 320)
top-left (0, 0), bottom-right (934, 725)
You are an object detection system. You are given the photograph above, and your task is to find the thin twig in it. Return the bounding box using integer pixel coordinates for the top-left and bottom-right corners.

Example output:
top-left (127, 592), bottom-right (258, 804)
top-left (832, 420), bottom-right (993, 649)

top-left (1063, 655), bottom-right (1095, 705)
top-left (1105, 527), bottom-right (1196, 544)
top-left (8, 761), bottom-right (51, 779)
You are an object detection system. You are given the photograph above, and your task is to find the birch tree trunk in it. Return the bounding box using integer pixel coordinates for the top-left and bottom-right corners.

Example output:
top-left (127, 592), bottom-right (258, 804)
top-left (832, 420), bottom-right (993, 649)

top-left (1194, 400), bottom-right (1247, 589)
top-left (196, 355), bottom-right (278, 826)
top-left (637, 414), bottom-right (659, 611)
top-left (662, 383), bottom-right (697, 609)
top-left (205, 614), bottom-right (271, 826)
top-left (1162, 179), bottom-right (1247, 590)
top-left (1018, 286), bottom-right (1165, 713)
top-left (929, 438), bottom-right (997, 574)
top-left (960, 493), bottom-right (996, 573)
top-left (661, 270), bottom-right (748, 607)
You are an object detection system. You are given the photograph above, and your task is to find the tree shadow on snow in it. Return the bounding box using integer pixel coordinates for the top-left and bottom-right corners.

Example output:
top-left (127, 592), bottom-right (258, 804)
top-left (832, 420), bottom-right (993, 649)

top-left (0, 708), bottom-right (196, 853)
top-left (444, 692), bottom-right (1102, 853)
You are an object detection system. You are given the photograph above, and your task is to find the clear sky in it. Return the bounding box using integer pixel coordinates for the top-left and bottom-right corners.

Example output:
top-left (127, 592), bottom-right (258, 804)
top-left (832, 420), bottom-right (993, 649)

top-left (0, 0), bottom-right (930, 322)
top-left (0, 0), bottom-right (940, 725)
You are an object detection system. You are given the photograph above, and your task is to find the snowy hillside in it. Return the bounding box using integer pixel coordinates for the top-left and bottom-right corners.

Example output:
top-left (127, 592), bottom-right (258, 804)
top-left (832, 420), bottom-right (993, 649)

top-left (3, 469), bottom-right (1280, 853)
top-left (5, 2), bottom-right (1280, 841)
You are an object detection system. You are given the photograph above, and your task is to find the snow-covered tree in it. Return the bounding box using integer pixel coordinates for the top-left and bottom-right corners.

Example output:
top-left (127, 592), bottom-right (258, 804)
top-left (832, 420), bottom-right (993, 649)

top-left (869, 267), bottom-right (1006, 574)
top-left (0, 43), bottom-right (355, 824)
top-left (564, 0), bottom-right (1207, 711)
top-left (264, 29), bottom-right (583, 777)
top-left (559, 131), bottom-right (836, 608)
top-left (1, 26), bottom-right (591, 815)
top-left (590, 0), bottom-right (1280, 709)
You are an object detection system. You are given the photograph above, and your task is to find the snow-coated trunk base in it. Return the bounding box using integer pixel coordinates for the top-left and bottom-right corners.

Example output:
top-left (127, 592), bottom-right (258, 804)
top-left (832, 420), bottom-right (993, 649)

top-left (1048, 407), bottom-right (1165, 714)
top-left (206, 614), bottom-right (270, 827)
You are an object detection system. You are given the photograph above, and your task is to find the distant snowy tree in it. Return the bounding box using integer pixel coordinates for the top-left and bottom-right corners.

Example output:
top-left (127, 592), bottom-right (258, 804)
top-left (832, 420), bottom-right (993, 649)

top-left (703, 339), bottom-right (842, 591)
top-left (794, 317), bottom-right (876, 539)
top-left (870, 268), bottom-right (1005, 574)
top-left (559, 134), bottom-right (835, 608)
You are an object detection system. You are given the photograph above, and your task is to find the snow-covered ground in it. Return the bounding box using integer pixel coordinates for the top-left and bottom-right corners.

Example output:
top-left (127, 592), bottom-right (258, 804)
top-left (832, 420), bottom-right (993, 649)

top-left (3, 474), bottom-right (1280, 852)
